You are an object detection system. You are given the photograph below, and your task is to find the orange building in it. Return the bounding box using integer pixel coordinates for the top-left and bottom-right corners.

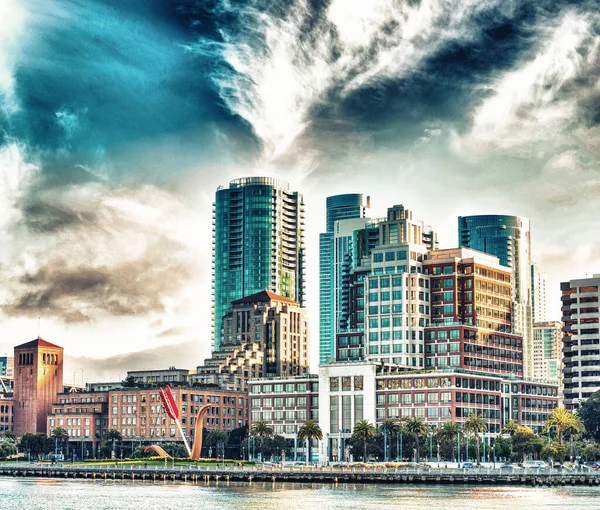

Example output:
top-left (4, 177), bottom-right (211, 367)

top-left (14, 338), bottom-right (64, 437)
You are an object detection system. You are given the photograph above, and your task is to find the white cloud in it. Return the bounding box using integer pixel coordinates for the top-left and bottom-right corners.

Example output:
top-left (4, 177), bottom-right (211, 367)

top-left (455, 11), bottom-right (600, 156)
top-left (0, 0), bottom-right (27, 116)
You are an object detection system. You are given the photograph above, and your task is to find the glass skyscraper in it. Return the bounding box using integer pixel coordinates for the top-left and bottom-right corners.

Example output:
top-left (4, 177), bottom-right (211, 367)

top-left (212, 177), bottom-right (305, 351)
top-left (458, 214), bottom-right (533, 376)
top-left (319, 194), bottom-right (366, 363)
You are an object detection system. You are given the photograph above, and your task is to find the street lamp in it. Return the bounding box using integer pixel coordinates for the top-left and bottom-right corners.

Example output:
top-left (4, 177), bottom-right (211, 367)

top-left (429, 429), bottom-right (433, 463)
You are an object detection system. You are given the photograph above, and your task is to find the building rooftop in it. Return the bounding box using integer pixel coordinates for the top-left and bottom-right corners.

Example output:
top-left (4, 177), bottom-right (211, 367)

top-left (231, 290), bottom-right (299, 306)
top-left (14, 337), bottom-right (63, 350)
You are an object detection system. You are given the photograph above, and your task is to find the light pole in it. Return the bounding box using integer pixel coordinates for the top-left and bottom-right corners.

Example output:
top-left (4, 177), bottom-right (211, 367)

top-left (457, 430), bottom-right (461, 466)
top-left (429, 429), bottom-right (433, 463)
top-left (384, 429), bottom-right (388, 463)
top-left (466, 433), bottom-right (469, 463)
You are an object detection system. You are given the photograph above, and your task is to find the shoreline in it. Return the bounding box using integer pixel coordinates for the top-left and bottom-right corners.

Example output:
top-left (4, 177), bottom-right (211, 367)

top-left (1, 465), bottom-right (600, 488)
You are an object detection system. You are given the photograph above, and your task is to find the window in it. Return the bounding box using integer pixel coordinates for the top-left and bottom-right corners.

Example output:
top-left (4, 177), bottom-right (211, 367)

top-left (374, 253), bottom-right (383, 263)
top-left (414, 393), bottom-right (425, 403)
top-left (330, 378), bottom-right (339, 391)
top-left (427, 393), bottom-right (438, 403)
top-left (443, 279), bottom-right (453, 289)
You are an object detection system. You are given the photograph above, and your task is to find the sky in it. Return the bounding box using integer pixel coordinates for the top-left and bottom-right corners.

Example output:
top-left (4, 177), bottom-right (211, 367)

top-left (0, 0), bottom-right (598, 383)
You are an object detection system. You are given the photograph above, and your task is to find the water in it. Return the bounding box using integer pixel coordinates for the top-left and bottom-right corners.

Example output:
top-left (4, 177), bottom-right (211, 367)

top-left (1, 478), bottom-right (599, 510)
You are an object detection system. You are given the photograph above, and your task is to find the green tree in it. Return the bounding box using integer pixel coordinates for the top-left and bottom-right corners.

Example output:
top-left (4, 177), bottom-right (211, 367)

top-left (379, 419), bottom-right (400, 462)
top-left (404, 417), bottom-right (429, 463)
top-left (206, 430), bottom-right (228, 458)
top-left (436, 422), bottom-right (460, 462)
top-left (121, 375), bottom-right (137, 388)
top-left (540, 443), bottom-right (567, 462)
top-left (493, 435), bottom-right (512, 460)
top-left (353, 420), bottom-right (377, 462)
top-left (19, 433), bottom-right (53, 459)
top-left (298, 420), bottom-right (323, 464)
top-left (50, 427), bottom-right (69, 457)
top-left (464, 412), bottom-right (487, 464)
top-left (251, 420), bottom-right (273, 462)
top-left (511, 426), bottom-right (535, 461)
top-left (545, 408), bottom-right (578, 445)
top-left (0, 441), bottom-right (17, 459)
top-left (2, 430), bottom-right (16, 442)
top-left (578, 390), bottom-right (600, 441)
top-left (104, 429), bottom-right (122, 458)
top-left (502, 419), bottom-right (519, 437)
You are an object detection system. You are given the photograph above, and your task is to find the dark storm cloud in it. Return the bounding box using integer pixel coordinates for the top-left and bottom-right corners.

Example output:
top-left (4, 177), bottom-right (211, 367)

top-left (1, 183), bottom-right (196, 323)
top-left (2, 0), bottom-right (257, 187)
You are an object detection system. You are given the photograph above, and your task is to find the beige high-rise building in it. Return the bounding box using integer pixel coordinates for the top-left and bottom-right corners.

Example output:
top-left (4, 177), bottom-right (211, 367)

top-left (532, 321), bottom-right (563, 396)
top-left (200, 290), bottom-right (309, 391)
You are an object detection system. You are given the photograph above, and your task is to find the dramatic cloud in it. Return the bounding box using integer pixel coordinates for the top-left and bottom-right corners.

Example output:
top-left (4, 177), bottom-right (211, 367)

top-left (0, 0), bottom-right (598, 374)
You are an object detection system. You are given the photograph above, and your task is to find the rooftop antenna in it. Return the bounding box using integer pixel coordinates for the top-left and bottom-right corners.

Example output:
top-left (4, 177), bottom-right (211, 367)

top-left (37, 316), bottom-right (41, 340)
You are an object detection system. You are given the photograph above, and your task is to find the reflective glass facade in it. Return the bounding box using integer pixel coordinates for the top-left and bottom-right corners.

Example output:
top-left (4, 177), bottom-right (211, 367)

top-left (319, 194), bottom-right (365, 364)
top-left (212, 177), bottom-right (304, 351)
top-left (458, 215), bottom-right (533, 376)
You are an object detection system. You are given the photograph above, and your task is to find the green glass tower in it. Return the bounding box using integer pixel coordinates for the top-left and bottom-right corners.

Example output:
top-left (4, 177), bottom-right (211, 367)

top-left (212, 177), bottom-right (305, 351)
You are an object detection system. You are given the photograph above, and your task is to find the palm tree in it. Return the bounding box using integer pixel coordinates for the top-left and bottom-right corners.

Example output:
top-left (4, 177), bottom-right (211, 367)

top-left (104, 429), bottom-right (122, 459)
top-left (297, 420), bottom-right (323, 464)
top-left (50, 427), bottom-right (69, 456)
top-left (436, 422), bottom-right (460, 462)
top-left (463, 412), bottom-right (487, 464)
top-left (353, 420), bottom-right (376, 462)
top-left (404, 417), bottom-right (429, 463)
top-left (565, 413), bottom-right (585, 460)
top-left (251, 420), bottom-right (273, 462)
top-left (206, 430), bottom-right (228, 458)
top-left (546, 408), bottom-right (578, 445)
top-left (380, 419), bottom-right (400, 462)
top-left (502, 419), bottom-right (519, 437)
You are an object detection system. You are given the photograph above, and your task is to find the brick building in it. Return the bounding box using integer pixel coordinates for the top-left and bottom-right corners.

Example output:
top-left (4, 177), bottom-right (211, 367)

top-left (0, 396), bottom-right (13, 433)
top-left (47, 386), bottom-right (248, 458)
top-left (14, 338), bottom-right (63, 437)
top-left (248, 375), bottom-right (319, 461)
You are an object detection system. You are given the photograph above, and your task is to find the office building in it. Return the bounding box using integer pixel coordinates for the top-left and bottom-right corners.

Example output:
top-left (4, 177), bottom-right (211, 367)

top-left (424, 248), bottom-right (523, 377)
top-left (47, 386), bottom-right (248, 459)
top-left (532, 321), bottom-right (563, 394)
top-left (248, 375), bottom-right (319, 461)
top-left (0, 356), bottom-right (14, 378)
top-left (13, 338), bottom-right (64, 437)
top-left (531, 264), bottom-right (548, 323)
top-left (212, 177), bottom-right (305, 351)
top-left (319, 194), bottom-right (367, 363)
top-left (458, 215), bottom-right (533, 377)
top-left (561, 275), bottom-right (600, 409)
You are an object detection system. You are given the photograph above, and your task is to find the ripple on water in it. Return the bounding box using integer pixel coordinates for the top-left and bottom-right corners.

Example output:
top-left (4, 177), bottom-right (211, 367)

top-left (1, 478), bottom-right (599, 510)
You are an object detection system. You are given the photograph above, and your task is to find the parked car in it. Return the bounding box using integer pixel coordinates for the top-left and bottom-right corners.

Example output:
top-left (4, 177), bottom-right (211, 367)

top-left (462, 462), bottom-right (477, 469)
top-left (523, 461), bottom-right (548, 470)
top-left (500, 464), bottom-right (519, 471)
top-left (584, 462), bottom-right (599, 470)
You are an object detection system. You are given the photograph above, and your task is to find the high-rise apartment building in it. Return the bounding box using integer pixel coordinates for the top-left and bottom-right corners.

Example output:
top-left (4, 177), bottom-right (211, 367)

top-left (13, 338), bottom-right (63, 436)
top-left (319, 194), bottom-right (367, 363)
top-left (458, 215), bottom-right (533, 377)
top-left (200, 290), bottom-right (309, 390)
top-left (0, 356), bottom-right (14, 378)
top-left (531, 263), bottom-right (548, 323)
top-left (561, 275), bottom-right (600, 409)
top-left (424, 248), bottom-right (523, 377)
top-left (212, 177), bottom-right (305, 351)
top-left (532, 321), bottom-right (563, 394)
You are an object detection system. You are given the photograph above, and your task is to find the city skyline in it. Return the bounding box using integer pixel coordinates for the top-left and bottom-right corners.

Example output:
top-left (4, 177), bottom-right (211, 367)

top-left (0, 1), bottom-right (599, 382)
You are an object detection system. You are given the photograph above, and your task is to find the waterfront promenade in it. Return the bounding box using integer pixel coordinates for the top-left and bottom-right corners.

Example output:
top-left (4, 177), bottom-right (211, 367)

top-left (1, 463), bottom-right (599, 487)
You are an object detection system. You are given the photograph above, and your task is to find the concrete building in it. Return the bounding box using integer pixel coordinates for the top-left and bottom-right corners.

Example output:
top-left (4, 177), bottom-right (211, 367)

top-left (531, 264), bottom-right (548, 323)
top-left (47, 386), bottom-right (248, 459)
top-left (319, 194), bottom-right (368, 363)
top-left (0, 356), bottom-right (14, 378)
top-left (248, 375), bottom-right (319, 461)
top-left (561, 275), bottom-right (600, 409)
top-left (127, 367), bottom-right (191, 386)
top-left (200, 291), bottom-right (309, 391)
top-left (14, 338), bottom-right (63, 437)
top-left (458, 215), bottom-right (533, 378)
top-left (532, 322), bottom-right (563, 393)
top-left (212, 177), bottom-right (305, 351)
top-left (424, 248), bottom-right (523, 377)
top-left (0, 396), bottom-right (13, 433)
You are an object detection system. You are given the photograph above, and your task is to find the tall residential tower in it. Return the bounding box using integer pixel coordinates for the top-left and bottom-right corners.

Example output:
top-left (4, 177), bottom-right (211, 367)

top-left (212, 177), bottom-right (305, 351)
top-left (458, 215), bottom-right (533, 377)
top-left (319, 194), bottom-right (367, 363)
